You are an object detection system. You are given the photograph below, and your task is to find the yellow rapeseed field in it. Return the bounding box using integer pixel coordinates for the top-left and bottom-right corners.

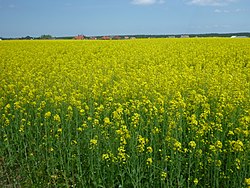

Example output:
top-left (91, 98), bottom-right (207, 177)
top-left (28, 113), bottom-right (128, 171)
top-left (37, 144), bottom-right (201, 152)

top-left (0, 38), bottom-right (250, 187)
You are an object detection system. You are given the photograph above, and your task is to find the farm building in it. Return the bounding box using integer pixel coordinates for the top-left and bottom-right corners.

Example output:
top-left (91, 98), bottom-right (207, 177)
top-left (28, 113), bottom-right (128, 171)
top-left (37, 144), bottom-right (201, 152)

top-left (74, 35), bottom-right (85, 40)
top-left (231, 36), bottom-right (248, 38)
top-left (101, 36), bottom-right (111, 40)
top-left (113, 36), bottom-right (121, 40)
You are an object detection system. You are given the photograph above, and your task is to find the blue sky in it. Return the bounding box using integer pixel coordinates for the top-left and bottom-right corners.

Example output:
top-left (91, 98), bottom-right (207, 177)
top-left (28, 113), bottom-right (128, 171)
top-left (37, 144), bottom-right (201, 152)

top-left (0, 0), bottom-right (249, 37)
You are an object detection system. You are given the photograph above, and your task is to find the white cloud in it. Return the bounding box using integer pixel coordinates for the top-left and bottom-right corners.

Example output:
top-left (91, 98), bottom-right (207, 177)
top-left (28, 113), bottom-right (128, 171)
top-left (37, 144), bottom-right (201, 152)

top-left (214, 9), bottom-right (229, 13)
top-left (214, 9), bottom-right (222, 12)
top-left (158, 0), bottom-right (165, 4)
top-left (131, 0), bottom-right (165, 5)
top-left (188, 0), bottom-right (237, 6)
top-left (234, 8), bottom-right (247, 13)
top-left (214, 8), bottom-right (245, 13)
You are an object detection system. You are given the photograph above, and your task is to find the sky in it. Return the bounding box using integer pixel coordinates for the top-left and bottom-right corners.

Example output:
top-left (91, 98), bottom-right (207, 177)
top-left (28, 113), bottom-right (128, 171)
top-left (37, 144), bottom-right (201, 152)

top-left (0, 0), bottom-right (249, 37)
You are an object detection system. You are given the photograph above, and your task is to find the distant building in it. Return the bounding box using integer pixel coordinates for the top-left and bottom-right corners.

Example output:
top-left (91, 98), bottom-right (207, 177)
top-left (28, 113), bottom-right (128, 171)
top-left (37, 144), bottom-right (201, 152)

top-left (113, 36), bottom-right (121, 40)
top-left (231, 36), bottom-right (248, 38)
top-left (74, 35), bottom-right (85, 40)
top-left (168, 36), bottom-right (175, 38)
top-left (124, 36), bottom-right (129, 39)
top-left (181, 35), bottom-right (189, 38)
top-left (101, 36), bottom-right (111, 40)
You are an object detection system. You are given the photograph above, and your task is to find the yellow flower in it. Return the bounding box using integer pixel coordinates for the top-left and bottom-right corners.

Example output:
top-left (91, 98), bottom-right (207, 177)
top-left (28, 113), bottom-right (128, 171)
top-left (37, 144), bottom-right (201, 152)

top-left (230, 140), bottom-right (244, 152)
top-left (152, 127), bottom-right (160, 134)
top-left (209, 145), bottom-right (216, 153)
top-left (161, 171), bottom-right (167, 180)
top-left (19, 125), bottom-right (25, 133)
top-left (245, 178), bottom-right (250, 186)
top-left (215, 160), bottom-right (222, 167)
top-left (14, 101), bottom-right (21, 109)
top-left (165, 156), bottom-right (170, 162)
top-left (94, 119), bottom-right (99, 125)
top-left (5, 103), bottom-right (11, 109)
top-left (90, 139), bottom-right (98, 146)
top-left (117, 146), bottom-right (129, 163)
top-left (193, 178), bottom-right (198, 185)
top-left (189, 141), bottom-right (196, 149)
top-left (53, 114), bottom-right (61, 122)
top-left (71, 140), bottom-right (77, 145)
top-left (215, 140), bottom-right (223, 150)
top-left (173, 141), bottom-right (182, 151)
top-left (51, 175), bottom-right (58, 179)
top-left (146, 158), bottom-right (153, 166)
top-left (103, 117), bottom-right (111, 125)
top-left (137, 135), bottom-right (148, 153)
top-left (227, 130), bottom-right (234, 136)
top-left (44, 111), bottom-right (51, 119)
top-left (79, 109), bottom-right (85, 115)
top-left (235, 158), bottom-right (241, 170)
top-left (102, 153), bottom-right (109, 161)
top-left (77, 127), bottom-right (83, 132)
top-left (67, 105), bottom-right (73, 111)
top-left (147, 146), bottom-right (153, 153)
top-left (190, 114), bottom-right (198, 126)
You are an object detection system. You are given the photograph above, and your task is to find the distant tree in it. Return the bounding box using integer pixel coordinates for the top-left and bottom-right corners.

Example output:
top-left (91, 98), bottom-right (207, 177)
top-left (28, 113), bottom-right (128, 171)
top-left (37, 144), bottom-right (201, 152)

top-left (40, 34), bottom-right (53, 39)
top-left (24, 36), bottom-right (33, 40)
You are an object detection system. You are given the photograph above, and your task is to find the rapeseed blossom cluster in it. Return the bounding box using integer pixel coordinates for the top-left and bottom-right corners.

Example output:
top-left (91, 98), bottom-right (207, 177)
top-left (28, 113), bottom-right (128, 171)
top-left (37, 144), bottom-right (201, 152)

top-left (0, 39), bottom-right (249, 187)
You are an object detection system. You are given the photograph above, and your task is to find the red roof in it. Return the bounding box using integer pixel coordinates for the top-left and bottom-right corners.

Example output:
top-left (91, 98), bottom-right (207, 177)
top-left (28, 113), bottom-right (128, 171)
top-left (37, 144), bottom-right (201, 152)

top-left (101, 36), bottom-right (110, 40)
top-left (74, 35), bottom-right (84, 40)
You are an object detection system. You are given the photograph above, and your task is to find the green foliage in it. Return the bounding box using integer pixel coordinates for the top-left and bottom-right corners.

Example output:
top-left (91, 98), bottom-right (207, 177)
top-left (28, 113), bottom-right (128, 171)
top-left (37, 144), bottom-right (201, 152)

top-left (40, 34), bottom-right (53, 39)
top-left (0, 39), bottom-right (250, 187)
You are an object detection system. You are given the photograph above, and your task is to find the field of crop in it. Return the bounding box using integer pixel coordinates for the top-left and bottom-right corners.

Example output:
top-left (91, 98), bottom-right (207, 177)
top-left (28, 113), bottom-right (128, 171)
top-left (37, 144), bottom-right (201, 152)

top-left (0, 38), bottom-right (250, 187)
